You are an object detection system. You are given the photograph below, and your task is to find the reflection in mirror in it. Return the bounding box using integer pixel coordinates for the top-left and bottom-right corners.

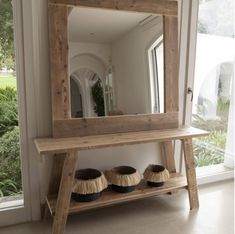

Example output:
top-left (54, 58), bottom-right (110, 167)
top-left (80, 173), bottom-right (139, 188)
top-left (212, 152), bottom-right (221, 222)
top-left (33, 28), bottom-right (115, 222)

top-left (69, 7), bottom-right (164, 118)
top-left (148, 35), bottom-right (164, 113)
top-left (70, 69), bottom-right (105, 118)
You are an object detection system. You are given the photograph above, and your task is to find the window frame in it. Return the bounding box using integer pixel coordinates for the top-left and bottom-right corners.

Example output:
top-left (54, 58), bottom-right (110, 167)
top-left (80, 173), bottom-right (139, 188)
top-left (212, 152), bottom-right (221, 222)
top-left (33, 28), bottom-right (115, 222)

top-left (0, 0), bottom-right (31, 226)
top-left (148, 35), bottom-right (164, 114)
top-left (181, 0), bottom-right (234, 182)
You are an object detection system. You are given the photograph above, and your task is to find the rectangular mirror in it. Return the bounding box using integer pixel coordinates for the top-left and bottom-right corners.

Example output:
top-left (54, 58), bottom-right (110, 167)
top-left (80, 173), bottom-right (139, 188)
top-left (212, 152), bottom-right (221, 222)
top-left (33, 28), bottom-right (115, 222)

top-left (68, 7), bottom-right (164, 118)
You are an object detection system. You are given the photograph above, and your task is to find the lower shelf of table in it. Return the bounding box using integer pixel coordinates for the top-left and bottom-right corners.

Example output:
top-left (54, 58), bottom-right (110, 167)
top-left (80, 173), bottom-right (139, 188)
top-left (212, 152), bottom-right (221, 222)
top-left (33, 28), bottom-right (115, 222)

top-left (47, 173), bottom-right (187, 216)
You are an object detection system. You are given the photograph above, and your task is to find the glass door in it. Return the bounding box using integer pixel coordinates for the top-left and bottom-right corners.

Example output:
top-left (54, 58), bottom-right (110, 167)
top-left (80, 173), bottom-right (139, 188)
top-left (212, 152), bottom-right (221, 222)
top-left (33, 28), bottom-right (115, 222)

top-left (0, 0), bottom-right (23, 209)
top-left (191, 0), bottom-right (234, 175)
top-left (0, 0), bottom-right (31, 226)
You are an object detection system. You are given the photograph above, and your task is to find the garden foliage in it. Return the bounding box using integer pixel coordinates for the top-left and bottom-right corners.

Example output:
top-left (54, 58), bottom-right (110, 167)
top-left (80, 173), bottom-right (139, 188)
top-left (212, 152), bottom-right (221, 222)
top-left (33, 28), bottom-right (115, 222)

top-left (91, 79), bottom-right (105, 116)
top-left (192, 96), bottom-right (230, 167)
top-left (0, 87), bottom-right (21, 197)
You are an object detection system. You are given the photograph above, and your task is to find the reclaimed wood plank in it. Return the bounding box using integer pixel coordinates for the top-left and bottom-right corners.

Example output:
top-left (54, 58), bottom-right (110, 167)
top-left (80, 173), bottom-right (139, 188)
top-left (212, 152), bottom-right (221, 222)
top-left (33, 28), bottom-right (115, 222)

top-left (49, 0), bottom-right (178, 16)
top-left (34, 127), bottom-right (208, 155)
top-left (162, 16), bottom-right (179, 175)
top-left (182, 138), bottom-right (199, 209)
top-left (161, 141), bottom-right (176, 173)
top-left (52, 152), bottom-right (78, 234)
top-left (48, 4), bottom-right (70, 122)
top-left (47, 3), bottom-right (70, 201)
top-left (163, 16), bottom-right (179, 113)
top-left (53, 113), bottom-right (179, 137)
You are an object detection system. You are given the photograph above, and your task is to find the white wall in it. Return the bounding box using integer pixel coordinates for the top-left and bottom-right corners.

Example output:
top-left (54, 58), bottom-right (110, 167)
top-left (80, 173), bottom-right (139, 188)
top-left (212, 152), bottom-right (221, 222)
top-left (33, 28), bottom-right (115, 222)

top-left (69, 42), bottom-right (110, 66)
top-left (111, 17), bottom-right (163, 115)
top-left (70, 54), bottom-right (106, 81)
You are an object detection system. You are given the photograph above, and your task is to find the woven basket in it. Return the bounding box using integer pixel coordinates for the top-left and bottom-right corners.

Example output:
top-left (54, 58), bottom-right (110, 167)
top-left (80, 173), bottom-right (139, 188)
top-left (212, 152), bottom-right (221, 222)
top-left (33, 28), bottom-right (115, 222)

top-left (144, 165), bottom-right (170, 187)
top-left (72, 168), bottom-right (108, 202)
top-left (105, 166), bottom-right (141, 193)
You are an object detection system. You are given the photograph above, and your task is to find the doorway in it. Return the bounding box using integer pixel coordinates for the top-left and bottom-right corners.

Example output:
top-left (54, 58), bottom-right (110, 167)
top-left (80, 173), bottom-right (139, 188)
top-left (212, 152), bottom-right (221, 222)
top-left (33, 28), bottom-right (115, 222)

top-left (188, 0), bottom-right (234, 177)
top-left (71, 69), bottom-right (105, 118)
top-left (70, 76), bottom-right (84, 118)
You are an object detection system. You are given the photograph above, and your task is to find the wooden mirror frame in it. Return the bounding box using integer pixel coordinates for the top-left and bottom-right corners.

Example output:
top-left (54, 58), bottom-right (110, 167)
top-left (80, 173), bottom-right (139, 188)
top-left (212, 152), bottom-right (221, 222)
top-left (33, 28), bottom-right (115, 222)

top-left (48, 0), bottom-right (179, 138)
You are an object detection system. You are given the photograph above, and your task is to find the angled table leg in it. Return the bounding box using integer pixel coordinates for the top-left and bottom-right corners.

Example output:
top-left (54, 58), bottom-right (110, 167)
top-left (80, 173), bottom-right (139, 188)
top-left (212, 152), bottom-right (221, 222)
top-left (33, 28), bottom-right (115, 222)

top-left (161, 141), bottom-right (177, 195)
top-left (52, 151), bottom-right (77, 234)
top-left (49, 154), bottom-right (66, 195)
top-left (161, 141), bottom-right (176, 173)
top-left (43, 154), bottom-right (66, 220)
top-left (182, 138), bottom-right (199, 209)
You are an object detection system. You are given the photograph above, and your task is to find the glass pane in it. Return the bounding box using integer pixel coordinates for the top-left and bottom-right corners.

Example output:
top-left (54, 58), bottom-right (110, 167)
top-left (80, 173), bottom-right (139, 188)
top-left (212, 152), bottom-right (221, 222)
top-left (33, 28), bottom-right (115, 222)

top-left (192, 0), bottom-right (234, 168)
top-left (148, 35), bottom-right (164, 114)
top-left (154, 41), bottom-right (164, 113)
top-left (0, 0), bottom-right (23, 206)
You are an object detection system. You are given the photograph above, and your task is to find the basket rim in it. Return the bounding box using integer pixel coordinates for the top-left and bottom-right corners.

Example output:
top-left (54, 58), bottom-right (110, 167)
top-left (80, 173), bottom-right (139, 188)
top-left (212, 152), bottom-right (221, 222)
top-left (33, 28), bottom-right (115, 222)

top-left (105, 166), bottom-right (141, 187)
top-left (143, 164), bottom-right (170, 183)
top-left (73, 169), bottom-right (108, 194)
top-left (75, 168), bottom-right (102, 181)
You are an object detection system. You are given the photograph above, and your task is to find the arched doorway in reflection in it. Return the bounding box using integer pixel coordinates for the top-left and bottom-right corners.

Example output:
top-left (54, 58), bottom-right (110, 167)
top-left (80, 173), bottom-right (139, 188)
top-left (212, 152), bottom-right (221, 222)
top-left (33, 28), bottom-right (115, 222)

top-left (70, 69), bottom-right (105, 118)
top-left (70, 75), bottom-right (84, 118)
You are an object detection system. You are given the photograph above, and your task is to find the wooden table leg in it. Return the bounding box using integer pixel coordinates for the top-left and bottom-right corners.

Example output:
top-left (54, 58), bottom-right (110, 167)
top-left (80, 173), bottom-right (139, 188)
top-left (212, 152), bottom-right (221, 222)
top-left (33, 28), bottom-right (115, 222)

top-left (43, 154), bottom-right (65, 221)
top-left (161, 141), bottom-right (176, 195)
top-left (182, 138), bottom-right (199, 210)
top-left (49, 154), bottom-right (66, 194)
top-left (161, 141), bottom-right (176, 173)
top-left (52, 151), bottom-right (77, 234)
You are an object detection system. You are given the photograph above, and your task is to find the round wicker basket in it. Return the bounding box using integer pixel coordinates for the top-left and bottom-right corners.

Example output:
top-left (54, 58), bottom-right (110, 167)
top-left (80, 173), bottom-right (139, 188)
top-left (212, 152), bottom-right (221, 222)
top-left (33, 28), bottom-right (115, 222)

top-left (143, 165), bottom-right (170, 187)
top-left (105, 166), bottom-right (141, 193)
top-left (72, 168), bottom-right (108, 202)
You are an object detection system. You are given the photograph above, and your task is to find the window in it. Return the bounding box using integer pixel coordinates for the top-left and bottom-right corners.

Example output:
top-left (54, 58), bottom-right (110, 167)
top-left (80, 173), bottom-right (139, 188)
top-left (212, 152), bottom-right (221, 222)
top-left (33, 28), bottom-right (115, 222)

top-left (192, 0), bottom-right (234, 170)
top-left (148, 35), bottom-right (164, 113)
top-left (0, 0), bottom-right (23, 207)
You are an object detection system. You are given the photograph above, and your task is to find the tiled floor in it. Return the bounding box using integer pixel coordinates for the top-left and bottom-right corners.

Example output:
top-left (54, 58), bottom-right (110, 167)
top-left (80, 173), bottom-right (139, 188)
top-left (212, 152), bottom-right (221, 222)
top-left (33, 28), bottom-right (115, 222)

top-left (0, 179), bottom-right (234, 234)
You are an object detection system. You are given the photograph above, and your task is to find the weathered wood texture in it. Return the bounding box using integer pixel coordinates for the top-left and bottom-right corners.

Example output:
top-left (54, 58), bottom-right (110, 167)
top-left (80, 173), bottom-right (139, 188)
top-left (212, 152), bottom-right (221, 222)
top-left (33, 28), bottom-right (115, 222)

top-left (161, 141), bottom-right (176, 173)
top-left (48, 5), bottom-right (70, 122)
top-left (47, 173), bottom-right (186, 215)
top-left (48, 154), bottom-right (65, 195)
top-left (182, 138), bottom-right (199, 209)
top-left (53, 113), bottom-right (179, 138)
top-left (48, 4), bottom-right (70, 198)
top-left (49, 0), bottom-right (178, 16)
top-left (35, 127), bottom-right (208, 155)
top-left (52, 152), bottom-right (77, 234)
top-left (163, 16), bottom-right (179, 113)
top-left (162, 16), bottom-right (179, 175)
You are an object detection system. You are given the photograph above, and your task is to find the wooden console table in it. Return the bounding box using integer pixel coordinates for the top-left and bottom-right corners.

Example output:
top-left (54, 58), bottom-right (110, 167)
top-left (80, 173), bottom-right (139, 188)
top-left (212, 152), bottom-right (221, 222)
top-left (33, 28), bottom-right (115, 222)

top-left (42, 2), bottom-right (208, 234)
top-left (34, 126), bottom-right (208, 234)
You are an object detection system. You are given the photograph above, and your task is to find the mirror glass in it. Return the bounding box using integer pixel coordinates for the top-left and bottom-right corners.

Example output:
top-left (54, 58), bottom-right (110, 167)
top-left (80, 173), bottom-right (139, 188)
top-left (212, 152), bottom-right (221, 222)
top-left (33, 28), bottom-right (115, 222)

top-left (68, 7), bottom-right (164, 118)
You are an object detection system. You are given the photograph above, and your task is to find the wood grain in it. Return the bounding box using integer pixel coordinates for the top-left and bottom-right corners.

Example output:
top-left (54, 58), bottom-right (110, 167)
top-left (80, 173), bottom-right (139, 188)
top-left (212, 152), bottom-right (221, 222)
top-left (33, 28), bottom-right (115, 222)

top-left (163, 16), bottom-right (179, 113)
top-left (53, 113), bottom-right (179, 137)
top-left (48, 4), bottom-right (70, 122)
top-left (52, 152), bottom-right (78, 234)
top-left (182, 138), bottom-right (199, 209)
top-left (35, 127), bottom-right (208, 155)
top-left (162, 15), bottom-right (179, 185)
top-left (48, 0), bottom-right (178, 16)
top-left (48, 4), bottom-right (71, 207)
top-left (161, 141), bottom-right (176, 173)
top-left (47, 173), bottom-right (187, 215)
top-left (48, 154), bottom-right (65, 195)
